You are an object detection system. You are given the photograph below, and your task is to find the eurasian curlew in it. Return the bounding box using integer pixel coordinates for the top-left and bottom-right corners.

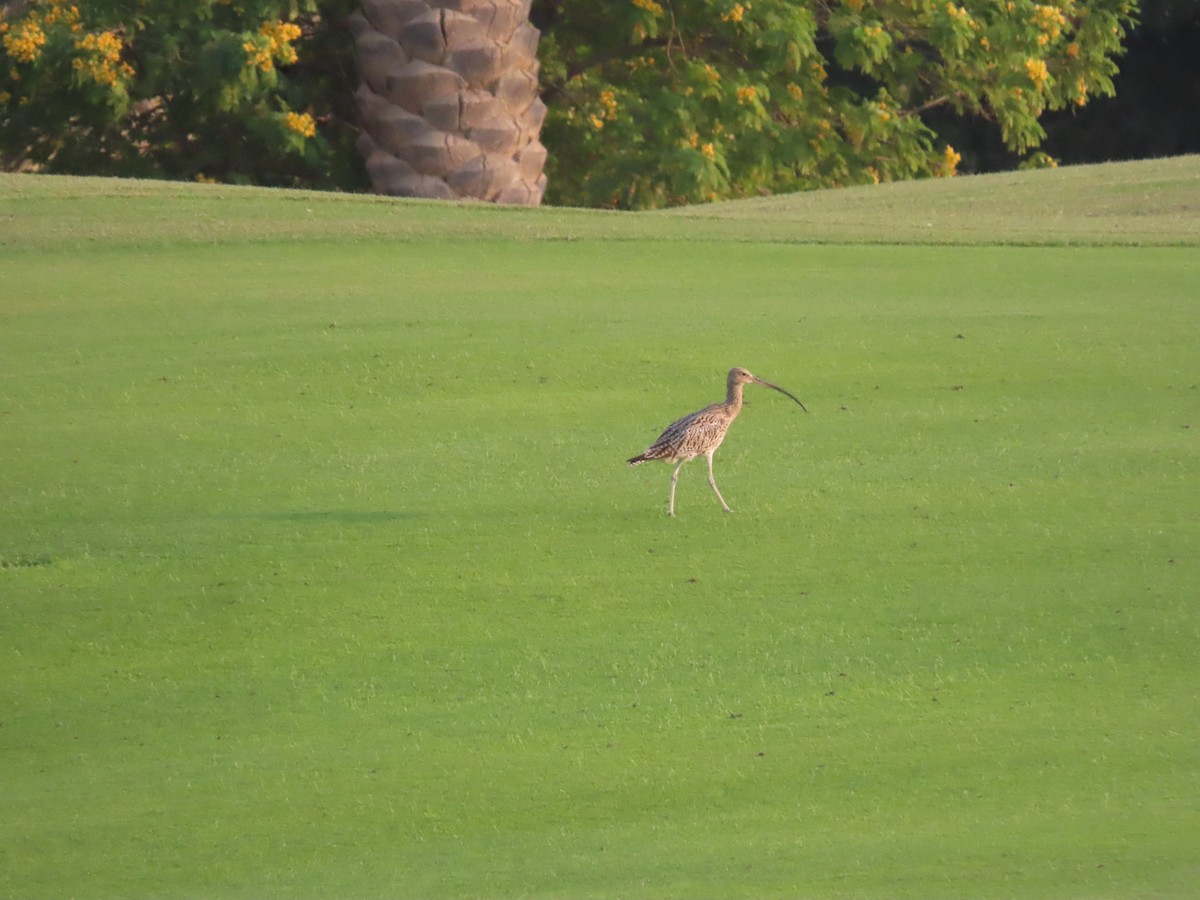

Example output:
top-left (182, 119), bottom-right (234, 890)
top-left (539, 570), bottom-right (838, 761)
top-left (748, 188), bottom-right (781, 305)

top-left (628, 367), bottom-right (806, 516)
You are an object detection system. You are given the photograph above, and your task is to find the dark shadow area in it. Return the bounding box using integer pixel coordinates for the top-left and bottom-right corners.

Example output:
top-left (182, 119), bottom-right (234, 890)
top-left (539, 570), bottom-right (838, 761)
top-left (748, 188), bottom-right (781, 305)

top-left (925, 0), bottom-right (1200, 172)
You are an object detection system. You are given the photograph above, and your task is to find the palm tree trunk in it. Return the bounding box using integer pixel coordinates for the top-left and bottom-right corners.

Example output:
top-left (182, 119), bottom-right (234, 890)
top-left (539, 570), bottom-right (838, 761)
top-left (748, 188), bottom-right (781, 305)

top-left (350, 0), bottom-right (548, 205)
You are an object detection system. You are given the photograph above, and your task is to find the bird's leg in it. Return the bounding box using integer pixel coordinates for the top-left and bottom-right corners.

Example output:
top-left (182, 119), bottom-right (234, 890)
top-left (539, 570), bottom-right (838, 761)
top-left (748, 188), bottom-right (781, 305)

top-left (705, 450), bottom-right (733, 512)
top-left (668, 458), bottom-right (687, 517)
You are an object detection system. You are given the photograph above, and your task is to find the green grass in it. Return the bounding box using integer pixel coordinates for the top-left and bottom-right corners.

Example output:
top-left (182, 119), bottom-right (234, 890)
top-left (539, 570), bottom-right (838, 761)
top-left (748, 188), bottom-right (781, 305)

top-left (2, 160), bottom-right (1199, 899)
top-left (2, 154), bottom-right (1198, 249)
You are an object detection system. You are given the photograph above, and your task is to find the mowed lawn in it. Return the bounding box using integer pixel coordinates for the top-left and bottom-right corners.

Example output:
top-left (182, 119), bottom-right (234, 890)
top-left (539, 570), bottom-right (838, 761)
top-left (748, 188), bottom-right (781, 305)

top-left (1, 165), bottom-right (1198, 898)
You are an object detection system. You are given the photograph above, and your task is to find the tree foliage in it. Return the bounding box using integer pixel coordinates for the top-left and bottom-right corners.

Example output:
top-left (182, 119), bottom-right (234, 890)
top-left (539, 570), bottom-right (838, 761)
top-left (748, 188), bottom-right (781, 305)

top-left (1042, 0), bottom-right (1200, 166)
top-left (0, 0), bottom-right (361, 187)
top-left (1, 0), bottom-right (1140, 205)
top-left (534, 0), bottom-right (1138, 208)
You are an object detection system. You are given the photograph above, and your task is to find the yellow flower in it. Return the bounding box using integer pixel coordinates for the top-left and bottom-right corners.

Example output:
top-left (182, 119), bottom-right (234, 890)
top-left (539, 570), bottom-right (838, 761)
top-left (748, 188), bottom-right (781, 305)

top-left (941, 144), bottom-right (961, 177)
top-left (589, 114), bottom-right (605, 130)
top-left (705, 63), bottom-right (721, 84)
top-left (1032, 3), bottom-right (1067, 41)
top-left (73, 30), bottom-right (131, 86)
top-left (700, 142), bottom-right (716, 160)
top-left (245, 39), bottom-right (273, 72)
top-left (284, 111), bottom-right (316, 138)
top-left (598, 89), bottom-right (618, 120)
top-left (43, 2), bottom-right (81, 29)
top-left (3, 20), bottom-right (47, 63)
top-left (3, 1), bottom-right (87, 65)
top-left (264, 21), bottom-right (300, 64)
top-left (248, 20), bottom-right (302, 71)
top-left (631, 0), bottom-right (665, 16)
top-left (721, 3), bottom-right (746, 24)
top-left (264, 21), bottom-right (301, 42)
top-left (736, 85), bottom-right (758, 104)
top-left (786, 83), bottom-right (803, 100)
top-left (1025, 57), bottom-right (1050, 88)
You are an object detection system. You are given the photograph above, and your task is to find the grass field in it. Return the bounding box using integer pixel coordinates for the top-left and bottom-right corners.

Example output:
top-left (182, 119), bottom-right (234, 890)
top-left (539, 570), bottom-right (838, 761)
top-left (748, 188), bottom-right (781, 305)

top-left (2, 158), bottom-right (1198, 899)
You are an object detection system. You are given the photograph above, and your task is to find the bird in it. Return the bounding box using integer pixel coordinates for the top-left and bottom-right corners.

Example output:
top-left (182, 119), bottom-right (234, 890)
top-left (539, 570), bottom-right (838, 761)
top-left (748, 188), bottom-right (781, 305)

top-left (628, 367), bottom-right (806, 516)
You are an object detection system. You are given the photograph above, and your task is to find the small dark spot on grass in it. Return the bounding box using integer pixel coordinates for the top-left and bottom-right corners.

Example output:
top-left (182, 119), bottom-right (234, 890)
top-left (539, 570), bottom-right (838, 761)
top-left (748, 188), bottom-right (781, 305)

top-left (1, 554), bottom-right (52, 569)
top-left (729, 712), bottom-right (743, 719)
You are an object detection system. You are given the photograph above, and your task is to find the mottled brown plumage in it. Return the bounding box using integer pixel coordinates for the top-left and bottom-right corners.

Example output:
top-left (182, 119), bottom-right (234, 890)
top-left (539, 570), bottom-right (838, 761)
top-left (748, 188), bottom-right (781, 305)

top-left (628, 367), bottom-right (806, 516)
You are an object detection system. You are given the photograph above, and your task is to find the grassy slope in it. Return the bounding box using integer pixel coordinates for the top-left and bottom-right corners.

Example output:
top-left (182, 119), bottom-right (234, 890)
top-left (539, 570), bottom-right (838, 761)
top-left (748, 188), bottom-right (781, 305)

top-left (663, 154), bottom-right (1200, 246)
top-left (1, 154), bottom-right (1198, 248)
top-left (1, 161), bottom-right (1198, 899)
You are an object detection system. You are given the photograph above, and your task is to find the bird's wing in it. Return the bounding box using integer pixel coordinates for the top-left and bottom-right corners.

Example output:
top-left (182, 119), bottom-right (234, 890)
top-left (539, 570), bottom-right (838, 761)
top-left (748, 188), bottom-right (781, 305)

top-left (643, 404), bottom-right (726, 459)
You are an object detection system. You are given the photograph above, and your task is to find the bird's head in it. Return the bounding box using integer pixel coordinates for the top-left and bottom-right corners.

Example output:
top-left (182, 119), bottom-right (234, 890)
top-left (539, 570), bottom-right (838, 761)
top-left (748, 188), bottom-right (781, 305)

top-left (728, 367), bottom-right (807, 412)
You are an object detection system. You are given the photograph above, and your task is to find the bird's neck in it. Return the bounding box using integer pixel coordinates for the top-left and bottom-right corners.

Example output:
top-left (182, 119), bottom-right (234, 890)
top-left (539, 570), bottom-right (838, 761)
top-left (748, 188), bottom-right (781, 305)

top-left (725, 380), bottom-right (744, 411)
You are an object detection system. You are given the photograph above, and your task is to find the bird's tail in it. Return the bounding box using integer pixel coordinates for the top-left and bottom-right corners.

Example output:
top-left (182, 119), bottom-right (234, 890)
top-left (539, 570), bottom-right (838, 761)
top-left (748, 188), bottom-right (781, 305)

top-left (627, 454), bottom-right (649, 466)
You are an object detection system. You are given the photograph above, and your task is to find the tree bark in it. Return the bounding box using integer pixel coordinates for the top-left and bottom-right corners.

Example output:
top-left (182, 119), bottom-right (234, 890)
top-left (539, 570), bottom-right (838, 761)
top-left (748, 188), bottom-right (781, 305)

top-left (351, 0), bottom-right (548, 204)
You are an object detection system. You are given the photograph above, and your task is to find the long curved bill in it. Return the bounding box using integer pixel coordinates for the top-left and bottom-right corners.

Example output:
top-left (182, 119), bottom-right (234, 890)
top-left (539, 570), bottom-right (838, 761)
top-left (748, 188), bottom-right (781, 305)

top-left (752, 376), bottom-right (807, 412)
